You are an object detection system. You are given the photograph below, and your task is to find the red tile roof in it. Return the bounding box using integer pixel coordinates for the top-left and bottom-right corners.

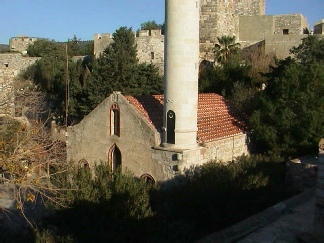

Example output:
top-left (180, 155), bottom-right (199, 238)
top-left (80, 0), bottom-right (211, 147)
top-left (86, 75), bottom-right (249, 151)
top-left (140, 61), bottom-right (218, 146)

top-left (126, 93), bottom-right (248, 142)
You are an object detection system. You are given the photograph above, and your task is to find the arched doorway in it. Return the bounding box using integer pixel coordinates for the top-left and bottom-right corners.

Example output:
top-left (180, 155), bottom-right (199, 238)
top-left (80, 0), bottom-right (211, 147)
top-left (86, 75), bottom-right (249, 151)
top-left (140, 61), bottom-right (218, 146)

top-left (108, 144), bottom-right (122, 171)
top-left (140, 174), bottom-right (155, 185)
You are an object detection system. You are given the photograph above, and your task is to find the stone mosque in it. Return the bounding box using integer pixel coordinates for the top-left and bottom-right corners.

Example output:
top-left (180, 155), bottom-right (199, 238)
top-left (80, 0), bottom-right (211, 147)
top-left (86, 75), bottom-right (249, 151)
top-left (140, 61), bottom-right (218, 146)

top-left (67, 0), bottom-right (249, 182)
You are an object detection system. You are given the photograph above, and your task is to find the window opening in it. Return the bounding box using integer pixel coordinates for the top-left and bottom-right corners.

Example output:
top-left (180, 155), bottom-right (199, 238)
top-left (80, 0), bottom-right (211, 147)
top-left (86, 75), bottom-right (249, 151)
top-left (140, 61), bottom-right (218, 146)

top-left (78, 159), bottom-right (90, 170)
top-left (283, 29), bottom-right (289, 35)
top-left (110, 103), bottom-right (120, 136)
top-left (167, 110), bottom-right (175, 144)
top-left (151, 52), bottom-right (155, 60)
top-left (108, 144), bottom-right (122, 171)
top-left (141, 174), bottom-right (155, 185)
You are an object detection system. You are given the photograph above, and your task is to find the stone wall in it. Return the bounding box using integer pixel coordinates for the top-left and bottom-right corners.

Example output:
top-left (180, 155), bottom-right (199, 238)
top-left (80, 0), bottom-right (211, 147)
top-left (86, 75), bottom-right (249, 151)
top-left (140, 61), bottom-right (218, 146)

top-left (136, 30), bottom-right (164, 74)
top-left (0, 69), bottom-right (16, 115)
top-left (315, 138), bottom-right (324, 231)
top-left (9, 36), bottom-right (37, 53)
top-left (274, 14), bottom-right (309, 35)
top-left (93, 33), bottom-right (114, 58)
top-left (204, 133), bottom-right (249, 162)
top-left (286, 155), bottom-right (319, 194)
top-left (67, 92), bottom-right (167, 181)
top-left (0, 53), bottom-right (39, 116)
top-left (264, 34), bottom-right (304, 59)
top-left (93, 31), bottom-right (164, 73)
top-left (0, 53), bottom-right (39, 73)
top-left (239, 15), bottom-right (274, 43)
top-left (199, 0), bottom-right (265, 57)
top-left (314, 19), bottom-right (324, 35)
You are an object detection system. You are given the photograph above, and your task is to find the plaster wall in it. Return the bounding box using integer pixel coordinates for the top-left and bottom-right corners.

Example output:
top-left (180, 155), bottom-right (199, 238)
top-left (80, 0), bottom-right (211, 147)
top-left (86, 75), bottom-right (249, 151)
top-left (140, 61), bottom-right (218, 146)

top-left (239, 16), bottom-right (274, 42)
top-left (67, 93), bottom-right (168, 181)
top-left (264, 34), bottom-right (304, 59)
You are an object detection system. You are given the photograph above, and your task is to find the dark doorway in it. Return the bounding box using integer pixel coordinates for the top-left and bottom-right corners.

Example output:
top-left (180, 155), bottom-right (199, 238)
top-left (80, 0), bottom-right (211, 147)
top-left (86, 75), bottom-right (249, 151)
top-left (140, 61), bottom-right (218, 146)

top-left (167, 110), bottom-right (175, 144)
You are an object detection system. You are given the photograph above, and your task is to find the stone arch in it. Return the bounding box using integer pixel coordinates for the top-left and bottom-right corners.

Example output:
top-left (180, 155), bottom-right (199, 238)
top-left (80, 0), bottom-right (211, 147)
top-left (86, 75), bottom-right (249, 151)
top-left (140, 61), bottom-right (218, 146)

top-left (140, 174), bottom-right (155, 185)
top-left (78, 159), bottom-right (90, 170)
top-left (110, 103), bottom-right (120, 137)
top-left (108, 143), bottom-right (122, 171)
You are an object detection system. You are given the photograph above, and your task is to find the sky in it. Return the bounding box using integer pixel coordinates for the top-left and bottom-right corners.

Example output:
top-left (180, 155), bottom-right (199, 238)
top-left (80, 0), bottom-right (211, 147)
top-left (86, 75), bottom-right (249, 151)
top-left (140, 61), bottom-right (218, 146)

top-left (0, 0), bottom-right (323, 44)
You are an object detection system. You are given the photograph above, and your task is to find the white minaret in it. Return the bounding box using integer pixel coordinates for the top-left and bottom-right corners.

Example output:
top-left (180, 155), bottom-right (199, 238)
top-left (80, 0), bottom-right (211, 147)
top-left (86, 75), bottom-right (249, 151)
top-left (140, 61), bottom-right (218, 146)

top-left (163, 0), bottom-right (200, 149)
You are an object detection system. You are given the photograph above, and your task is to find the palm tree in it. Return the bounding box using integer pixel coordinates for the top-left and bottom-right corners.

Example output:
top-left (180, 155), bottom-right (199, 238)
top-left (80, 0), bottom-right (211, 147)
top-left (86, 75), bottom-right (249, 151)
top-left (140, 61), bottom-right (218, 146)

top-left (213, 36), bottom-right (241, 65)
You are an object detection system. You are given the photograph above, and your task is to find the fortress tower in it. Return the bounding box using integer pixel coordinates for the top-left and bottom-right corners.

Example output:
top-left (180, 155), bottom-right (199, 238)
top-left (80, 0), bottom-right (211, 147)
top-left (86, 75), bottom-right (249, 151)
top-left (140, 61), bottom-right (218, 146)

top-left (163, 0), bottom-right (200, 149)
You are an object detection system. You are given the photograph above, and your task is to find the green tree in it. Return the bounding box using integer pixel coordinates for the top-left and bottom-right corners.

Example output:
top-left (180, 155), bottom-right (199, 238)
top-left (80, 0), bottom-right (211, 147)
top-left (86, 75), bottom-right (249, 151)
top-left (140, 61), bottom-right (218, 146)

top-left (290, 35), bottom-right (324, 65)
top-left (78, 27), bottom-right (162, 118)
top-left (213, 36), bottom-right (241, 65)
top-left (250, 58), bottom-right (324, 158)
top-left (140, 20), bottom-right (162, 30)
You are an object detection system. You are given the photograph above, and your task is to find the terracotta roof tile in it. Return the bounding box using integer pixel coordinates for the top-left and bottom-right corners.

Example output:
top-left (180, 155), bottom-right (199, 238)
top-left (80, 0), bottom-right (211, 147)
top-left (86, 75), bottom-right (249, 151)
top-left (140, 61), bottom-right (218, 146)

top-left (126, 93), bottom-right (248, 143)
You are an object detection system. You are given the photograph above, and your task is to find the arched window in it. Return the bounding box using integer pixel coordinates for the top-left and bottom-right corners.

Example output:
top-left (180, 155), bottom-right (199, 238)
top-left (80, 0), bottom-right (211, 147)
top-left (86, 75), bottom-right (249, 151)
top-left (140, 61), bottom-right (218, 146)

top-left (140, 174), bottom-right (155, 185)
top-left (167, 110), bottom-right (175, 144)
top-left (108, 144), bottom-right (122, 171)
top-left (110, 103), bottom-right (120, 136)
top-left (78, 159), bottom-right (90, 170)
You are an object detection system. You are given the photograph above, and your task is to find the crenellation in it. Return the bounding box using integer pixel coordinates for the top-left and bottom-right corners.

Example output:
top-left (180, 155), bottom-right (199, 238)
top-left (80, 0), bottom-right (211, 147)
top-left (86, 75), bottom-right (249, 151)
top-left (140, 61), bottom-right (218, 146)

top-left (9, 36), bottom-right (37, 54)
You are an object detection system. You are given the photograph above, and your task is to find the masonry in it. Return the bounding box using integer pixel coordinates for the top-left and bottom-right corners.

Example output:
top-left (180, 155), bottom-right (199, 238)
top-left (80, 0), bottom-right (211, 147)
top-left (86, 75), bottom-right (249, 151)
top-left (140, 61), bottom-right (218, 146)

top-left (94, 30), bottom-right (165, 74)
top-left (0, 53), bottom-right (39, 115)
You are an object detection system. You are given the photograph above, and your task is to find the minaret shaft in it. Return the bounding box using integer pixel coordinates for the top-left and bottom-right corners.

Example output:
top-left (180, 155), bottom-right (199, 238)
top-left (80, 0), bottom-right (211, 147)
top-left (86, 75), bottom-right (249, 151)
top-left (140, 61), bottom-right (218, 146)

top-left (163, 0), bottom-right (200, 149)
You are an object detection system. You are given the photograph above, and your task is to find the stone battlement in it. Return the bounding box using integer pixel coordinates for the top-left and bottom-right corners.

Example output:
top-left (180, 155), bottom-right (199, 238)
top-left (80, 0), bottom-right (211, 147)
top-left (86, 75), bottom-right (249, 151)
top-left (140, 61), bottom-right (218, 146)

top-left (9, 36), bottom-right (38, 53)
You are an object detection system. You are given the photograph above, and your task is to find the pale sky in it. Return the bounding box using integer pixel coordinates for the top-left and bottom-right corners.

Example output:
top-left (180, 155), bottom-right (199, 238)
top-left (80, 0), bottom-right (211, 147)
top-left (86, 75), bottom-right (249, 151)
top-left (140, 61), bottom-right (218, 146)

top-left (0, 0), bottom-right (323, 44)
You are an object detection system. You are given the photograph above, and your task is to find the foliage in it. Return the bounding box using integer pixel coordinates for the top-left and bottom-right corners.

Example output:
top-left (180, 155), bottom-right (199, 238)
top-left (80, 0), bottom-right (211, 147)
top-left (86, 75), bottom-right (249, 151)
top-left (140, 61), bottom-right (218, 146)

top-left (69, 27), bottom-right (163, 120)
top-left (140, 20), bottom-right (162, 30)
top-left (23, 27), bottom-right (163, 124)
top-left (0, 87), bottom-right (67, 226)
top-left (290, 35), bottom-right (324, 65)
top-left (42, 164), bottom-right (154, 242)
top-left (31, 154), bottom-right (287, 242)
top-left (249, 57), bottom-right (324, 158)
top-left (213, 36), bottom-right (241, 65)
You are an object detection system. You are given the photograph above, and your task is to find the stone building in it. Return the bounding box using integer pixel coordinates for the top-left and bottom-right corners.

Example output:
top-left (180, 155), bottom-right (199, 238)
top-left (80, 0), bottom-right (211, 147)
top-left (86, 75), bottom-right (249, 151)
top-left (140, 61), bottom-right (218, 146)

top-left (68, 0), bottom-right (249, 182)
top-left (94, 0), bottom-right (321, 69)
top-left (136, 29), bottom-right (165, 73)
top-left (93, 33), bottom-right (114, 58)
top-left (0, 53), bottom-right (39, 116)
top-left (93, 30), bottom-right (165, 73)
top-left (67, 92), bottom-right (249, 182)
top-left (314, 19), bottom-right (324, 35)
top-left (9, 36), bottom-right (37, 54)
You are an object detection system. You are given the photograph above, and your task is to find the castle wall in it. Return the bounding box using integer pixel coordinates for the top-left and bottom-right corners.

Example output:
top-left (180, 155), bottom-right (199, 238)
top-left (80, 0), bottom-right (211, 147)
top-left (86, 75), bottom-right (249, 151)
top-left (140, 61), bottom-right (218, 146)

top-left (93, 33), bottom-right (114, 58)
top-left (264, 34), bottom-right (304, 59)
top-left (136, 30), bottom-right (164, 74)
top-left (314, 19), bottom-right (324, 35)
top-left (239, 15), bottom-right (274, 43)
top-left (9, 37), bottom-right (37, 53)
top-left (274, 14), bottom-right (309, 35)
top-left (0, 54), bottom-right (39, 116)
top-left (0, 53), bottom-right (39, 73)
top-left (234, 0), bottom-right (266, 16)
top-left (0, 69), bottom-right (16, 116)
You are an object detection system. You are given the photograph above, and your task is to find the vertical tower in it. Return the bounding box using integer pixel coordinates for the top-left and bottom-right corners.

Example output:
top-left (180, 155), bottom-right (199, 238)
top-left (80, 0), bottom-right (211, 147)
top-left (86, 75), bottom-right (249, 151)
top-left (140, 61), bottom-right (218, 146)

top-left (163, 0), bottom-right (200, 149)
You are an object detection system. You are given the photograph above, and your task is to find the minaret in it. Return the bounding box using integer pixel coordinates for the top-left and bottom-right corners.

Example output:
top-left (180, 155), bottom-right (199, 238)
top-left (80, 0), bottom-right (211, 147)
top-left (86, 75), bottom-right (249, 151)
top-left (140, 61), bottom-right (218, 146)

top-left (163, 0), bottom-right (200, 149)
